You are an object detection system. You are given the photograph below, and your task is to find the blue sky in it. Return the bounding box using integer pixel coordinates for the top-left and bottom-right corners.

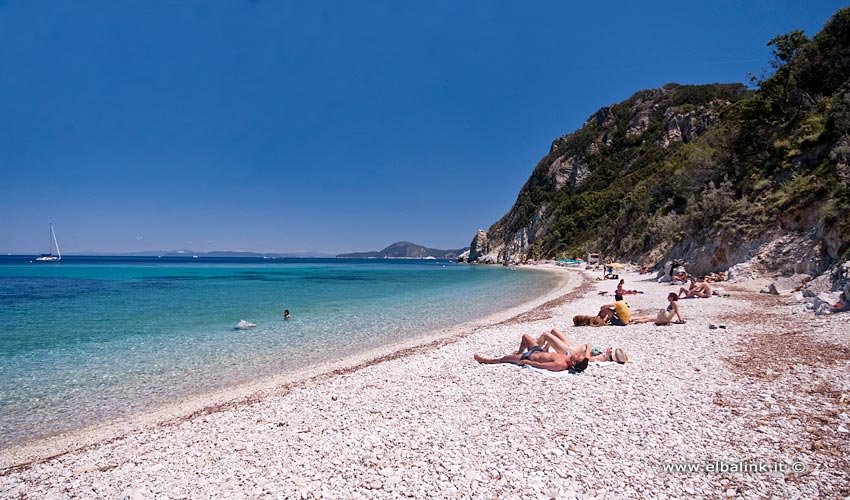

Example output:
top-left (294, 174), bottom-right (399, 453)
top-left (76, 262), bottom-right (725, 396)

top-left (1, 1), bottom-right (846, 255)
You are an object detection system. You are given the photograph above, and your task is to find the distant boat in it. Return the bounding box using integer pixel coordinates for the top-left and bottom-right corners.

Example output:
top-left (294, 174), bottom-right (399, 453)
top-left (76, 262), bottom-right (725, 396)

top-left (35, 223), bottom-right (61, 262)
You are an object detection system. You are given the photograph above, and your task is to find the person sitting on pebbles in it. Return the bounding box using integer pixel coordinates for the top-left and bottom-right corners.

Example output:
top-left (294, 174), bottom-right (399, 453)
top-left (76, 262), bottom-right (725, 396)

top-left (598, 293), bottom-right (631, 326)
top-left (473, 334), bottom-right (589, 373)
top-left (679, 278), bottom-right (712, 299)
top-left (535, 328), bottom-right (628, 363)
top-left (631, 292), bottom-right (686, 325)
top-left (615, 279), bottom-right (640, 295)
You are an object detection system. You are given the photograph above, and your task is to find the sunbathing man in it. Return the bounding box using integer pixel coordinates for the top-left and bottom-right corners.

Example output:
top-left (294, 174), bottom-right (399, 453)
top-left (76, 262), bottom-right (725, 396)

top-left (473, 334), bottom-right (589, 373)
top-left (677, 276), bottom-right (696, 295)
top-left (598, 293), bottom-right (631, 325)
top-left (679, 278), bottom-right (712, 298)
top-left (536, 328), bottom-right (628, 363)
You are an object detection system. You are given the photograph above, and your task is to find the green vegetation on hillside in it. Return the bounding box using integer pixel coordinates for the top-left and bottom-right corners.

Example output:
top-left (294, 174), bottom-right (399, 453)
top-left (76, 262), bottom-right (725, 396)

top-left (489, 7), bottom-right (850, 270)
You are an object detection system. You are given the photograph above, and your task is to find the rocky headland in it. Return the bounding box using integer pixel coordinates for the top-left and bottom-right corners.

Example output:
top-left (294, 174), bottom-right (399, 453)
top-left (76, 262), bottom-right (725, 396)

top-left (464, 8), bottom-right (850, 301)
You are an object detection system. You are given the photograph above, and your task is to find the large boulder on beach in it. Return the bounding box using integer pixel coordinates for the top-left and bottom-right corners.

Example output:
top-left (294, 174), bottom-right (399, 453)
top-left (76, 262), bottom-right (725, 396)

top-left (803, 291), bottom-right (843, 315)
top-left (761, 274), bottom-right (812, 295)
top-left (803, 273), bottom-right (833, 296)
top-left (657, 260), bottom-right (687, 283)
top-left (726, 262), bottom-right (756, 282)
top-left (798, 261), bottom-right (850, 313)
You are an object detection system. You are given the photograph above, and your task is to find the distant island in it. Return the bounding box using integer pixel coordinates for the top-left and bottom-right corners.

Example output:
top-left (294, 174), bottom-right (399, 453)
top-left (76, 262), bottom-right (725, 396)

top-left (336, 241), bottom-right (469, 259)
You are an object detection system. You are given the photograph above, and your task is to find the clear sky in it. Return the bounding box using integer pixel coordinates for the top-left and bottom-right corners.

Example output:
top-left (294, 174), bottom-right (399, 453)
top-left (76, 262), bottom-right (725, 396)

top-left (1, 1), bottom-right (846, 255)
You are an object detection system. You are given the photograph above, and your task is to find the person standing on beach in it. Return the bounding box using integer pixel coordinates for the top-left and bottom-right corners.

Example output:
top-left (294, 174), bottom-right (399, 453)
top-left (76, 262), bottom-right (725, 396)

top-left (473, 334), bottom-right (589, 372)
top-left (598, 293), bottom-right (631, 325)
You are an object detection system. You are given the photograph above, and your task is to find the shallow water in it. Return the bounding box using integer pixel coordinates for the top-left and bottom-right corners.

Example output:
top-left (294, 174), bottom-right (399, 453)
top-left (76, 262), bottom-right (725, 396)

top-left (0, 256), bottom-right (559, 447)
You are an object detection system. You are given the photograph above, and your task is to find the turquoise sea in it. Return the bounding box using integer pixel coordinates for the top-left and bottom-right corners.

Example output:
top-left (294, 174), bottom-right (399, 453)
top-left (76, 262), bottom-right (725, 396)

top-left (0, 256), bottom-right (559, 448)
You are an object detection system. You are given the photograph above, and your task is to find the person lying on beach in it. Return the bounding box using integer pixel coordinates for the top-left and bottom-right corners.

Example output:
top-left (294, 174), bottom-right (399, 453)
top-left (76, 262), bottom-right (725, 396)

top-left (679, 278), bottom-right (712, 298)
top-left (671, 270), bottom-right (689, 285)
top-left (631, 292), bottom-right (685, 325)
top-left (616, 279), bottom-right (640, 295)
top-left (598, 293), bottom-right (631, 325)
top-left (535, 328), bottom-right (628, 363)
top-left (473, 334), bottom-right (589, 373)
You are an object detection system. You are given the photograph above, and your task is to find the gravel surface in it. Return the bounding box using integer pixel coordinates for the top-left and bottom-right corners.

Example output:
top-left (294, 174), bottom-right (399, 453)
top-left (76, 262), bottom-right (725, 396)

top-left (1, 269), bottom-right (848, 499)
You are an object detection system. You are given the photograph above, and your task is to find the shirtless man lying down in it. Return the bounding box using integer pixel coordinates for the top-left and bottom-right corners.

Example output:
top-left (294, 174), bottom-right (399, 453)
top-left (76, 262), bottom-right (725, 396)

top-left (473, 334), bottom-right (589, 373)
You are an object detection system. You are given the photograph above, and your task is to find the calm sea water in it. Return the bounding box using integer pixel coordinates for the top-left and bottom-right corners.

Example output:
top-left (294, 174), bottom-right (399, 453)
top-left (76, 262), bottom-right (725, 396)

top-left (0, 256), bottom-right (559, 447)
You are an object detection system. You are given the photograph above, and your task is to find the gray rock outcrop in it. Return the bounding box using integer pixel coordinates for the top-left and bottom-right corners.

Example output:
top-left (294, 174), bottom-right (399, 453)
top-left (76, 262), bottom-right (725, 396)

top-left (547, 155), bottom-right (589, 194)
top-left (659, 104), bottom-right (721, 148)
top-left (761, 274), bottom-right (812, 295)
top-left (467, 230), bottom-right (496, 263)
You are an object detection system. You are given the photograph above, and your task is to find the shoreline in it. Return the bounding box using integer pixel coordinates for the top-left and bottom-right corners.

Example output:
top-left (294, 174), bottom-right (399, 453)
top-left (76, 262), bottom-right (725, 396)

top-left (0, 264), bottom-right (584, 471)
top-left (3, 269), bottom-right (847, 499)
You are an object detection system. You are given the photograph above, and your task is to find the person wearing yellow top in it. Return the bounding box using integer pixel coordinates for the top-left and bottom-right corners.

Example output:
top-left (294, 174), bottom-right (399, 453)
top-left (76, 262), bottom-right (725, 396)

top-left (599, 293), bottom-right (631, 326)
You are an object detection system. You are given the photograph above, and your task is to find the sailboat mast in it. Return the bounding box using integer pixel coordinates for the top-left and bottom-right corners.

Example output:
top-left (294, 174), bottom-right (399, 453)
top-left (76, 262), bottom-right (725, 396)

top-left (49, 223), bottom-right (53, 254)
top-left (51, 223), bottom-right (61, 259)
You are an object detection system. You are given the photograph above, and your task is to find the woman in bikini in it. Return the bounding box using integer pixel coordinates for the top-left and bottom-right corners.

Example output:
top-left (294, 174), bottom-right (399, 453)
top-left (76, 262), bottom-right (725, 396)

top-left (631, 292), bottom-right (685, 325)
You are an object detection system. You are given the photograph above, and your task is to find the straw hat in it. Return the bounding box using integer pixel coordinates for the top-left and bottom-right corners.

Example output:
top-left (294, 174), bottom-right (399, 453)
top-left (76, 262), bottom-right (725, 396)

top-left (611, 348), bottom-right (628, 364)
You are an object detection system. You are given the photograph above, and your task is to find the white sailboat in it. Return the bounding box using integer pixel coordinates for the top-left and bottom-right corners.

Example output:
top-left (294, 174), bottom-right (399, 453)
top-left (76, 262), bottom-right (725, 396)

top-left (35, 223), bottom-right (62, 262)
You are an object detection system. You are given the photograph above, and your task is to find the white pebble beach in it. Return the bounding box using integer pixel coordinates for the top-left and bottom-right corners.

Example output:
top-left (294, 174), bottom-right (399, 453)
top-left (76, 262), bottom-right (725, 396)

top-left (1, 267), bottom-right (849, 499)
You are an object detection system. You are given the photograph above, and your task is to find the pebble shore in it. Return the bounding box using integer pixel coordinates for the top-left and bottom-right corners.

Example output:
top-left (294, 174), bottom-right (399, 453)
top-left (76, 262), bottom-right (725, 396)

top-left (2, 268), bottom-right (849, 499)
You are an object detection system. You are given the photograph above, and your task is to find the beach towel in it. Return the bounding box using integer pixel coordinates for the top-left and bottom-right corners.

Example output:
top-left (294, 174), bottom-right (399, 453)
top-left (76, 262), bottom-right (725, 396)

top-left (501, 360), bottom-right (618, 378)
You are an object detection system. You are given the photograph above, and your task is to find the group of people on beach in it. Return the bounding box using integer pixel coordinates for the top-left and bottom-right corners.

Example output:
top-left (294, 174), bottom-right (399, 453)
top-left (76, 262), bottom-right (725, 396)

top-left (572, 290), bottom-right (685, 328)
top-left (474, 271), bottom-right (716, 373)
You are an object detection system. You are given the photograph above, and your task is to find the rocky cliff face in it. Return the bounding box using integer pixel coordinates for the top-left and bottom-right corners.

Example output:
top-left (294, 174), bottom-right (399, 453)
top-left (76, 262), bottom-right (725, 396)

top-left (468, 83), bottom-right (748, 266)
top-left (464, 6), bottom-right (850, 282)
